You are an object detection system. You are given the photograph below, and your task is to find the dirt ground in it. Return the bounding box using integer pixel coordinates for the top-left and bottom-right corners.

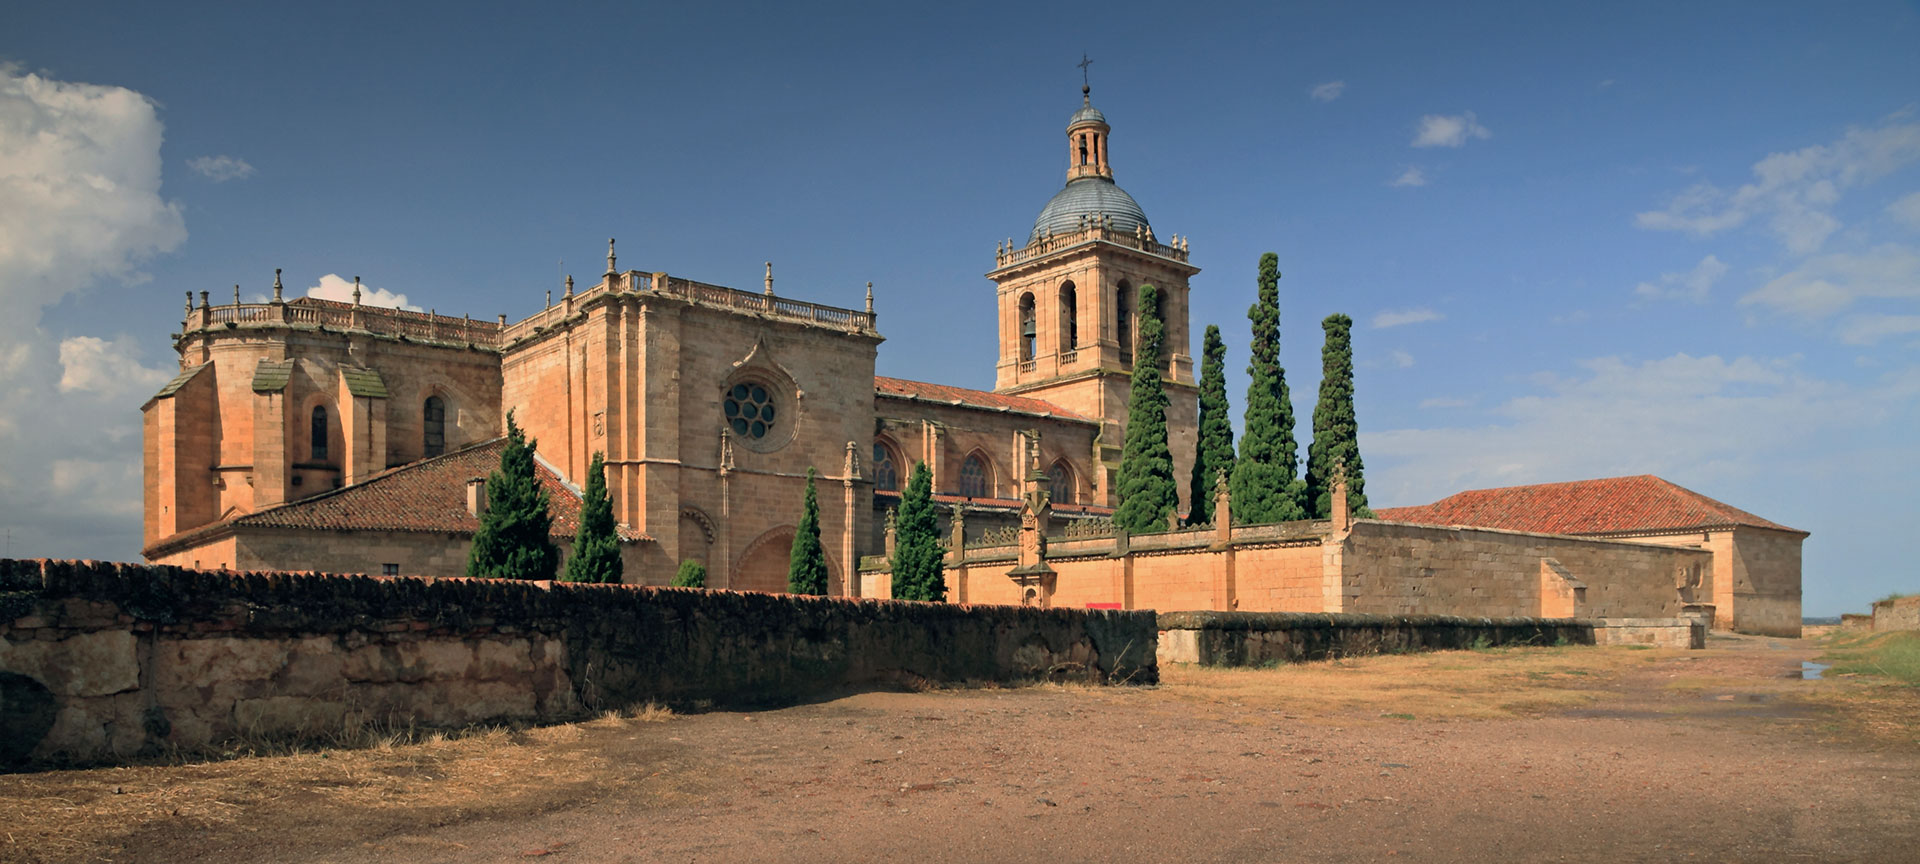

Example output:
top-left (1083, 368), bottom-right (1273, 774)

top-left (6, 634), bottom-right (1919, 864)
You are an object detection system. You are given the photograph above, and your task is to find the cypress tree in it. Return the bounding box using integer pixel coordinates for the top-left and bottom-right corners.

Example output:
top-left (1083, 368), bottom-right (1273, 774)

top-left (890, 461), bottom-right (946, 601)
top-left (788, 467), bottom-right (829, 595)
top-left (1231, 253), bottom-right (1306, 523)
top-left (1305, 313), bottom-right (1374, 519)
top-left (672, 559), bottom-right (707, 588)
top-left (563, 451), bottom-right (623, 583)
top-left (467, 410), bottom-right (560, 579)
top-left (1187, 324), bottom-right (1235, 525)
top-left (1113, 283), bottom-right (1178, 534)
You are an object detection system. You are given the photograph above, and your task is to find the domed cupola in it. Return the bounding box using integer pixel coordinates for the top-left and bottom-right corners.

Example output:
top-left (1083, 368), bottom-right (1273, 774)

top-left (1029, 85), bottom-right (1150, 244)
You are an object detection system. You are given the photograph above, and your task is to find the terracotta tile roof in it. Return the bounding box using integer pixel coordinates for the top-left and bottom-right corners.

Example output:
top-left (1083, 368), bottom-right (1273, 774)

top-left (232, 439), bottom-right (646, 541)
top-left (1374, 475), bottom-right (1804, 536)
top-left (874, 376), bottom-right (1093, 423)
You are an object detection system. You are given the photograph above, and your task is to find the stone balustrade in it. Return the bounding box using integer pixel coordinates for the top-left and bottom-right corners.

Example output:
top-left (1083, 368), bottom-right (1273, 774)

top-left (994, 224), bottom-right (1190, 269)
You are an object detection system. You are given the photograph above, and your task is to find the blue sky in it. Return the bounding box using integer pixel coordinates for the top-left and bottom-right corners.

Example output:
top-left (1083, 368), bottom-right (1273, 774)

top-left (1, 1), bottom-right (1915, 615)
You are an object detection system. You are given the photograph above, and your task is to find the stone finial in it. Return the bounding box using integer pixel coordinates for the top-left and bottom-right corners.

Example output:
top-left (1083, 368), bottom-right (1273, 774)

top-left (564, 274), bottom-right (574, 297)
top-left (233, 284), bottom-right (241, 306)
top-left (764, 261), bottom-right (774, 296)
top-left (844, 440), bottom-right (860, 479)
top-left (271, 268), bottom-right (284, 303)
top-left (352, 276), bottom-right (362, 306)
top-left (497, 313), bottom-right (507, 325)
top-left (883, 507), bottom-right (898, 557)
top-left (199, 290), bottom-right (210, 309)
top-left (545, 289), bottom-right (551, 309)
top-left (1214, 468), bottom-right (1233, 543)
top-left (606, 238), bottom-right (617, 276)
top-left (184, 292), bottom-right (193, 318)
top-left (865, 282), bottom-right (874, 315)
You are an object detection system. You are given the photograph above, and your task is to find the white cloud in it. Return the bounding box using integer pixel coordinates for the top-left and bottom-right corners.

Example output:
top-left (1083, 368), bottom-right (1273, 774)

top-left (1412, 112), bottom-right (1491, 148)
top-left (307, 273), bottom-right (420, 311)
top-left (1372, 307), bottom-right (1443, 328)
top-left (0, 66), bottom-right (187, 561)
top-left (1633, 254), bottom-right (1727, 303)
top-left (1366, 353), bottom-right (1876, 506)
top-left (1740, 243), bottom-right (1920, 318)
top-left (1889, 191), bottom-right (1920, 231)
top-left (187, 155), bottom-right (255, 182)
top-left (1388, 349), bottom-right (1415, 368)
top-left (1389, 167), bottom-right (1427, 188)
top-left (1309, 80), bottom-right (1346, 103)
top-left (1838, 314), bottom-right (1920, 346)
top-left (58, 335), bottom-right (171, 400)
top-left (1635, 112), bottom-right (1920, 254)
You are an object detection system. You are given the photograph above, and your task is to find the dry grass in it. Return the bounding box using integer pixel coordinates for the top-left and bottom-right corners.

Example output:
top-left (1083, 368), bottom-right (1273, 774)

top-left (1152, 644), bottom-right (1672, 722)
top-left (0, 703), bottom-right (684, 864)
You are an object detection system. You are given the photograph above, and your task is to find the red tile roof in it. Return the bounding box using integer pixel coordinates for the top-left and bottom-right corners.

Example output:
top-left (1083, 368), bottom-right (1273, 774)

top-left (875, 376), bottom-right (1093, 423)
top-left (1374, 475), bottom-right (1804, 536)
top-left (232, 439), bottom-right (645, 541)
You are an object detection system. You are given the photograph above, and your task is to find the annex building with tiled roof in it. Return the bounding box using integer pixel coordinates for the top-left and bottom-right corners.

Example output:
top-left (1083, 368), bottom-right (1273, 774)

top-left (1377, 475), bottom-right (1805, 636)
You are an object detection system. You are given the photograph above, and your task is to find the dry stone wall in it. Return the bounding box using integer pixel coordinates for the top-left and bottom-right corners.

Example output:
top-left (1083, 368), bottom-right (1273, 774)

top-left (1155, 610), bottom-right (1594, 666)
top-left (0, 559), bottom-right (1156, 766)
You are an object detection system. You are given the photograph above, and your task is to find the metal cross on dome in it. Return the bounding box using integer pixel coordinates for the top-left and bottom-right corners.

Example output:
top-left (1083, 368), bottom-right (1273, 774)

top-left (1077, 53), bottom-right (1093, 88)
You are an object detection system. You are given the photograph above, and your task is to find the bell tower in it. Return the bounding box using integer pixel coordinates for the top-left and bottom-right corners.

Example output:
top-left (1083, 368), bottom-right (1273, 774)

top-left (988, 83), bottom-right (1200, 513)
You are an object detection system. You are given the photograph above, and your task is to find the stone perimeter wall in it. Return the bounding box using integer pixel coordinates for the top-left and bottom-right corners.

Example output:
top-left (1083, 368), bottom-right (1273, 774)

top-left (1155, 611), bottom-right (1704, 666)
top-left (0, 559), bottom-right (1157, 766)
top-left (1872, 595), bottom-right (1920, 633)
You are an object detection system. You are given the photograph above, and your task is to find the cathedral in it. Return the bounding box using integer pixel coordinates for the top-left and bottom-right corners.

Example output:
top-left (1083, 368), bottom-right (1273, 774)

top-left (142, 85), bottom-right (1194, 594)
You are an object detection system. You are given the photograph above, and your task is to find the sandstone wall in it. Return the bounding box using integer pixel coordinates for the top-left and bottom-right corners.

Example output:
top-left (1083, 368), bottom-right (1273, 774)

top-left (1155, 610), bottom-right (1594, 666)
top-left (1872, 595), bottom-right (1920, 633)
top-left (1336, 522), bottom-right (1710, 620)
top-left (0, 560), bottom-right (1156, 766)
top-left (1724, 527), bottom-right (1804, 637)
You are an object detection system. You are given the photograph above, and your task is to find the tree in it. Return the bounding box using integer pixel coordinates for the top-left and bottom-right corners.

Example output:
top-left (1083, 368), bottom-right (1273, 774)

top-left (1113, 283), bottom-right (1179, 534)
top-left (1187, 324), bottom-right (1235, 525)
top-left (563, 451), bottom-right (623, 583)
top-left (787, 467), bottom-right (829, 595)
top-left (467, 410), bottom-right (559, 579)
top-left (1305, 313), bottom-right (1374, 519)
top-left (672, 559), bottom-right (707, 588)
top-left (890, 461), bottom-right (946, 601)
top-left (1230, 253), bottom-right (1307, 523)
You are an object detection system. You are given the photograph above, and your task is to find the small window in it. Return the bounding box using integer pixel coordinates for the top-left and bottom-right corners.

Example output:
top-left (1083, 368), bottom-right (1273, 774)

top-left (872, 442), bottom-right (899, 492)
top-left (310, 405), bottom-right (329, 461)
top-left (423, 395), bottom-right (446, 458)
top-left (724, 382), bottom-right (776, 440)
top-left (381, 563), bottom-right (399, 576)
top-left (1018, 294), bottom-right (1037, 361)
top-left (1048, 460), bottom-right (1075, 505)
top-left (1060, 282), bottom-right (1078, 351)
top-left (960, 453), bottom-right (991, 498)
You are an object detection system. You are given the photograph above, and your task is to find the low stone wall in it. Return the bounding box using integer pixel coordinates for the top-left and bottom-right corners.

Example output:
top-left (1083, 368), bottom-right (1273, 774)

top-left (0, 560), bottom-right (1156, 765)
top-left (1840, 613), bottom-right (1873, 631)
top-left (1154, 610), bottom-right (1594, 666)
top-left (1872, 596), bottom-right (1920, 633)
top-left (1591, 617), bottom-right (1706, 649)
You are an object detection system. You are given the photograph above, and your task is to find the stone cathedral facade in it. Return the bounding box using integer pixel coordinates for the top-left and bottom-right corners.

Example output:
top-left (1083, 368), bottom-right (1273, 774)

top-left (142, 87), bottom-right (1190, 594)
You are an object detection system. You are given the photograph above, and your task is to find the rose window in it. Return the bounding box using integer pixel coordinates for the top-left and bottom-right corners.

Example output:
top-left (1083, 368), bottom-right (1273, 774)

top-left (724, 383), bottom-right (776, 440)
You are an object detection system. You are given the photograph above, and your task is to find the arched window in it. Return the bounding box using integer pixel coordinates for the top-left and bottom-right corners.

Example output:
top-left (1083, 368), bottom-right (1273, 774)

top-left (310, 405), bottom-right (329, 461)
top-left (1018, 293), bottom-right (1037, 361)
top-left (960, 453), bottom-right (991, 498)
top-left (872, 441), bottom-right (899, 492)
top-left (1059, 281), bottom-right (1078, 351)
top-left (1048, 460), bottom-right (1075, 505)
top-left (1116, 280), bottom-right (1133, 358)
top-left (423, 395), bottom-right (446, 458)
top-left (1078, 134), bottom-right (1090, 166)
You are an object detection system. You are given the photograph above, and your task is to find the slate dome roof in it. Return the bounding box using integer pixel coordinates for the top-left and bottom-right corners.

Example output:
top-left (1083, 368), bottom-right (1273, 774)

top-left (1029, 178), bottom-right (1150, 243)
top-left (1068, 103), bottom-right (1107, 127)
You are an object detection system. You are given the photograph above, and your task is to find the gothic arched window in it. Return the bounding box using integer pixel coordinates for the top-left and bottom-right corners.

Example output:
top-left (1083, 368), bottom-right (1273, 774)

top-left (423, 395), bottom-right (446, 458)
top-left (872, 441), bottom-right (899, 492)
top-left (1048, 460), bottom-right (1075, 505)
top-left (1059, 281), bottom-right (1078, 352)
top-left (1018, 293), bottom-right (1037, 361)
top-left (960, 453), bottom-right (991, 498)
top-left (310, 405), bottom-right (329, 461)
